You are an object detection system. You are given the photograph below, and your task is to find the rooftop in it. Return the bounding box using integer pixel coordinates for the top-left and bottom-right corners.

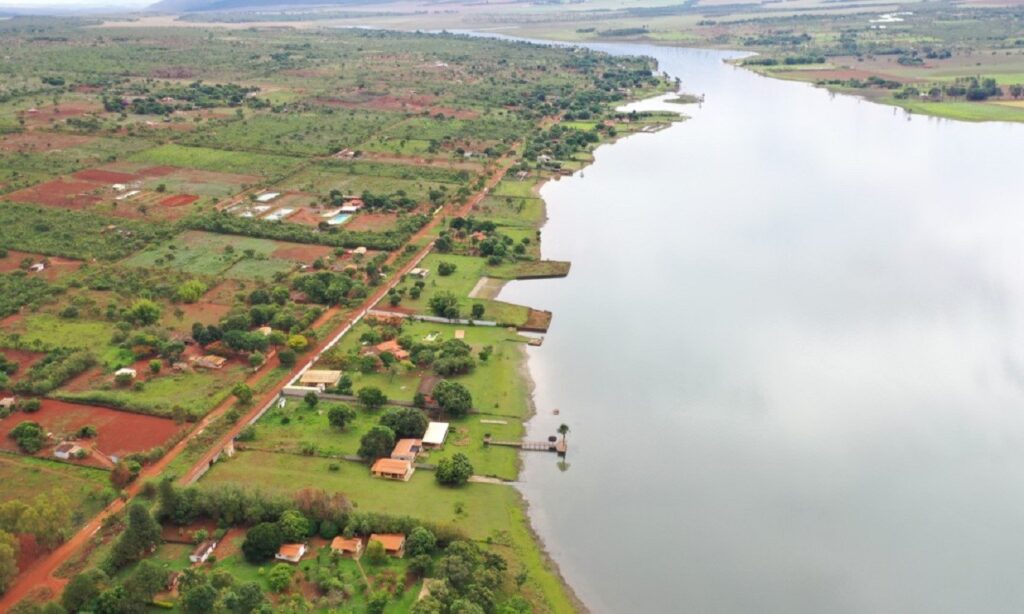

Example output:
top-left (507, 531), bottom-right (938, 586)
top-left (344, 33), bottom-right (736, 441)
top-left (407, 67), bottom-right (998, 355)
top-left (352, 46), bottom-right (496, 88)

top-left (423, 422), bottom-right (450, 445)
top-left (369, 533), bottom-right (406, 552)
top-left (371, 458), bottom-right (411, 475)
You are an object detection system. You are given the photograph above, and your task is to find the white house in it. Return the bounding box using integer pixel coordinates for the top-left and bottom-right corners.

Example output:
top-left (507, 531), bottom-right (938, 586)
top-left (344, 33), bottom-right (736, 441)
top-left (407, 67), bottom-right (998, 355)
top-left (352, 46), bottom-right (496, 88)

top-left (54, 442), bottom-right (83, 460)
top-left (190, 540), bottom-right (217, 564)
top-left (115, 367), bottom-right (137, 379)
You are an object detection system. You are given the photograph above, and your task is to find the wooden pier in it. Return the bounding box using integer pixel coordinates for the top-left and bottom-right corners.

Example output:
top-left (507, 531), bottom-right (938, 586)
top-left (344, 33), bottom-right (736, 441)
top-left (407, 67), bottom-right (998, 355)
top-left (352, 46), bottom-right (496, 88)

top-left (486, 438), bottom-right (566, 455)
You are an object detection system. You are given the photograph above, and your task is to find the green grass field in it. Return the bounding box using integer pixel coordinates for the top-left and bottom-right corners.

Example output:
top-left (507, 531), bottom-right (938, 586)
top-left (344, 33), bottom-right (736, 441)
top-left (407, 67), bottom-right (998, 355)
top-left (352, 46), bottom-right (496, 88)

top-left (387, 254), bottom-right (530, 326)
top-left (124, 230), bottom-right (304, 280)
top-left (6, 313), bottom-right (119, 350)
top-left (129, 144), bottom-right (302, 178)
top-left (0, 453), bottom-right (113, 527)
top-left (57, 365), bottom-right (247, 419)
top-left (202, 450), bottom-right (576, 613)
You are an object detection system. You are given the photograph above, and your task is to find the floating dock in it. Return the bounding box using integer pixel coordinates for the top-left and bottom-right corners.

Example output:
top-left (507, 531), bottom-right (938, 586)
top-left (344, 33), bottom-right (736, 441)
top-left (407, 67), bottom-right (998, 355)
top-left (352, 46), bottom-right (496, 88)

top-left (486, 438), bottom-right (566, 455)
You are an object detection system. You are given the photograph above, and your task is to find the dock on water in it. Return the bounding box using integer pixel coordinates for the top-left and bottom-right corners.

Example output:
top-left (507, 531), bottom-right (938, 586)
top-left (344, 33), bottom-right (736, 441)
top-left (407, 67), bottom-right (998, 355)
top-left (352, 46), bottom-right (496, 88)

top-left (485, 436), bottom-right (566, 455)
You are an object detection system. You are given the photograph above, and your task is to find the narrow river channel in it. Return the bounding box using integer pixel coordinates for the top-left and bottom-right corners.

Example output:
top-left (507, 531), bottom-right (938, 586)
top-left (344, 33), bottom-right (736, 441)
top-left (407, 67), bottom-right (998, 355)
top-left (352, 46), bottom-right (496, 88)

top-left (499, 43), bottom-right (1024, 614)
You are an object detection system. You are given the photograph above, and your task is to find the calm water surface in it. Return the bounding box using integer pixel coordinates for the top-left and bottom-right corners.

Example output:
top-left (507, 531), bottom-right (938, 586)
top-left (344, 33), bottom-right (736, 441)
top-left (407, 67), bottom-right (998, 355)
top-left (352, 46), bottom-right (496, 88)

top-left (500, 43), bottom-right (1024, 614)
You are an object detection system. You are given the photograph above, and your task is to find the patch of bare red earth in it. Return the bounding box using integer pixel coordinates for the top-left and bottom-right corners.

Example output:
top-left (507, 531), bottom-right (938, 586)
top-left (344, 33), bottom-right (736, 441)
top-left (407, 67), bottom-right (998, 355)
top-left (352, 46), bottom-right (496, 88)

top-left (5, 180), bottom-right (101, 209)
top-left (159, 194), bottom-right (199, 207)
top-left (0, 399), bottom-right (185, 463)
top-left (0, 251), bottom-right (82, 281)
top-left (344, 212), bottom-right (399, 232)
top-left (271, 243), bottom-right (334, 262)
top-left (71, 169), bottom-right (141, 184)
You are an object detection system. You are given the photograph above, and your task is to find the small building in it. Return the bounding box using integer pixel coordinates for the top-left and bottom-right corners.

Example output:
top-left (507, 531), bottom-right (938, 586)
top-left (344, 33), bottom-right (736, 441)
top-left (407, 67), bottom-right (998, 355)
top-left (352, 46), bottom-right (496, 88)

top-left (370, 458), bottom-right (414, 481)
top-left (391, 439), bottom-right (422, 463)
top-left (374, 339), bottom-right (409, 361)
top-left (189, 540), bottom-right (217, 564)
top-left (275, 543), bottom-right (307, 563)
top-left (352, 246), bottom-right (368, 256)
top-left (193, 355), bottom-right (227, 370)
top-left (28, 263), bottom-right (46, 273)
top-left (422, 422), bottom-right (450, 449)
top-left (369, 533), bottom-right (406, 558)
top-left (0, 397), bottom-right (15, 411)
top-left (298, 369), bottom-right (342, 388)
top-left (330, 536), bottom-right (363, 559)
top-left (115, 367), bottom-right (137, 379)
top-left (255, 192), bottom-right (280, 203)
top-left (53, 442), bottom-right (83, 460)
top-left (257, 326), bottom-right (273, 336)
top-left (409, 268), bottom-right (429, 279)
top-left (454, 330), bottom-right (465, 340)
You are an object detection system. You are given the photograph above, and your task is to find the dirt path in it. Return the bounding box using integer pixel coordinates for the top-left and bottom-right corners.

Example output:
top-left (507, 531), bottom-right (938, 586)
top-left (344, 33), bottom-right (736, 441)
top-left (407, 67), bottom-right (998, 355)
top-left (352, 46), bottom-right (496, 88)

top-left (0, 151), bottom-right (519, 611)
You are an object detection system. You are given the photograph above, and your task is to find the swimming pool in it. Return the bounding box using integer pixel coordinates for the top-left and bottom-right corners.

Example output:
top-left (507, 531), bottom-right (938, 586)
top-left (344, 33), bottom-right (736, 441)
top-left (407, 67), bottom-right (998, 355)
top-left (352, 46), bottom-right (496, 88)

top-left (326, 213), bottom-right (351, 225)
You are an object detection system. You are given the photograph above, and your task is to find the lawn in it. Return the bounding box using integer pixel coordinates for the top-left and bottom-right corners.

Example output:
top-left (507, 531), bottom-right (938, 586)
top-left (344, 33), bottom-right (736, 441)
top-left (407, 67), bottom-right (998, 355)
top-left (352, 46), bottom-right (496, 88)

top-left (891, 98), bottom-right (1024, 123)
top-left (4, 313), bottom-right (119, 350)
top-left (330, 320), bottom-right (532, 417)
top-left (0, 453), bottom-right (113, 528)
top-left (56, 365), bottom-right (247, 419)
top-left (386, 253), bottom-right (530, 326)
top-left (202, 450), bottom-right (577, 613)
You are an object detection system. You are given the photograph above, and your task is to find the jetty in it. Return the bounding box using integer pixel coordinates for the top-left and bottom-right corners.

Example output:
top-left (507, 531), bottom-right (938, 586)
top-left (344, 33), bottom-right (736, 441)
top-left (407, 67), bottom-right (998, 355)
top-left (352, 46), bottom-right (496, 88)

top-left (485, 437), bottom-right (566, 455)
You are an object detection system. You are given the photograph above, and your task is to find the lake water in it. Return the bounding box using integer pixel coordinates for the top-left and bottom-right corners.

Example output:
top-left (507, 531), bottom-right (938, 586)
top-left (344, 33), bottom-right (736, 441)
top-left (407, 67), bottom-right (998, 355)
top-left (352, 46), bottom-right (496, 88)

top-left (499, 43), bottom-right (1024, 614)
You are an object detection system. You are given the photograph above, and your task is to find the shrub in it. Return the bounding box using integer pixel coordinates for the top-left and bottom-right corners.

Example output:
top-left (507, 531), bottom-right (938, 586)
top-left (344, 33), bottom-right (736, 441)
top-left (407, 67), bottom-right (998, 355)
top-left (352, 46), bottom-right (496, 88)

top-left (435, 453), bottom-right (473, 486)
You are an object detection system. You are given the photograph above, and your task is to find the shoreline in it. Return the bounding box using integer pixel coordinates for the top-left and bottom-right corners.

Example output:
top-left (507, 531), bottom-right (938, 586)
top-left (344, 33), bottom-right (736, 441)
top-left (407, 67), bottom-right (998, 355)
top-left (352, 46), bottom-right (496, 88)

top-left (501, 85), bottom-right (688, 612)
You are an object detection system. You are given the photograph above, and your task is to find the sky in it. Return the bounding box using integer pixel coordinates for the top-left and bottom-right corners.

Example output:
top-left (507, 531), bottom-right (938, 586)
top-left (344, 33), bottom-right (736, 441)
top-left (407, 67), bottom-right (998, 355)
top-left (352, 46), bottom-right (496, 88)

top-left (0, 0), bottom-right (151, 9)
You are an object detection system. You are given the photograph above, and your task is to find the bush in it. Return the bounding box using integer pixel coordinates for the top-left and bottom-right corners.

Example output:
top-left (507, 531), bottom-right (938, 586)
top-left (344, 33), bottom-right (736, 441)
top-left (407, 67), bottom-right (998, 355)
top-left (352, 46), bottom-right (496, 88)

top-left (9, 420), bottom-right (44, 453)
top-left (437, 261), bottom-right (457, 276)
top-left (278, 349), bottom-right (296, 366)
top-left (358, 425), bottom-right (395, 460)
top-left (433, 381), bottom-right (472, 417)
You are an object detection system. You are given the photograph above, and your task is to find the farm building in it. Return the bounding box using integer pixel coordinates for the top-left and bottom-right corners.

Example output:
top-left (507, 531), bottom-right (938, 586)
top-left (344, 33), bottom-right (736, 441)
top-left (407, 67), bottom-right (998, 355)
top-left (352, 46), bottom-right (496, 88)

top-left (409, 267), bottom-right (429, 279)
top-left (422, 422), bottom-right (450, 449)
top-left (53, 442), bottom-right (83, 460)
top-left (298, 369), bottom-right (342, 388)
top-left (255, 192), bottom-right (280, 203)
top-left (190, 540), bottom-right (217, 564)
top-left (391, 439), bottom-right (422, 463)
top-left (330, 536), bottom-right (363, 559)
top-left (115, 367), bottom-right (137, 379)
top-left (352, 246), bottom-right (368, 256)
top-left (369, 533), bottom-right (406, 558)
top-left (371, 458), bottom-right (414, 481)
top-left (275, 543), bottom-right (307, 563)
top-left (193, 355), bottom-right (227, 370)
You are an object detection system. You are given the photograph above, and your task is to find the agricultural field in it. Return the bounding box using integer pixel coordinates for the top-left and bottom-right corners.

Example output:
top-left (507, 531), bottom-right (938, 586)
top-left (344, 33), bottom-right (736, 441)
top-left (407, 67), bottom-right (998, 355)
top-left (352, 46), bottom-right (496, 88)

top-left (0, 454), bottom-right (112, 526)
top-left (124, 230), bottom-right (326, 280)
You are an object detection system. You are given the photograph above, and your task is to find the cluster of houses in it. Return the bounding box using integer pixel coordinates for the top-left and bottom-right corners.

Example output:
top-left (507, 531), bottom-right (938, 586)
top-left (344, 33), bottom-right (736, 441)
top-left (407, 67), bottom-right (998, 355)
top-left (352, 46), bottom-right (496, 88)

top-left (270, 533), bottom-right (406, 564)
top-left (370, 421), bottom-right (449, 482)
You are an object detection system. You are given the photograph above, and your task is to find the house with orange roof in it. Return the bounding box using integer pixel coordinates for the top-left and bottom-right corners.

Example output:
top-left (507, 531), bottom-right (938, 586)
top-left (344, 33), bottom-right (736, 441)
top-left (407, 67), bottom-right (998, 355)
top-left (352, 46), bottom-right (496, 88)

top-left (275, 543), bottom-right (307, 563)
top-left (369, 533), bottom-right (406, 558)
top-left (330, 536), bottom-right (363, 559)
top-left (370, 457), bottom-right (414, 481)
top-left (391, 439), bottom-right (422, 463)
top-left (374, 339), bottom-right (410, 361)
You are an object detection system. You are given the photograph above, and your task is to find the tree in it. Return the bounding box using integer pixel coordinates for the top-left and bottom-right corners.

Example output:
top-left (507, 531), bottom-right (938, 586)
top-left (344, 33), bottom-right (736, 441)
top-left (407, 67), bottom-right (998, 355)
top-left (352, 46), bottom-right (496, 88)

top-left (248, 352), bottom-right (264, 368)
top-left (107, 502), bottom-right (161, 571)
top-left (437, 261), bottom-right (457, 276)
top-left (232, 383), bottom-right (253, 405)
top-left (433, 381), bottom-right (472, 418)
top-left (278, 349), bottom-right (296, 367)
top-left (123, 559), bottom-right (169, 606)
top-left (358, 425), bottom-right (396, 460)
top-left (327, 404), bottom-right (357, 429)
top-left (223, 581), bottom-right (266, 614)
top-left (303, 391), bottom-right (319, 408)
top-left (558, 423), bottom-right (569, 443)
top-left (0, 530), bottom-right (17, 596)
top-left (287, 335), bottom-right (309, 351)
top-left (428, 292), bottom-right (460, 319)
top-left (175, 280), bottom-right (208, 304)
top-left (367, 591), bottom-right (390, 614)
top-left (267, 563), bottom-right (294, 593)
top-left (379, 407), bottom-right (428, 438)
top-left (9, 420), bottom-right (44, 453)
top-left (278, 510), bottom-right (309, 543)
top-left (436, 453), bottom-right (474, 486)
top-left (181, 582), bottom-right (218, 614)
top-left (242, 522), bottom-right (282, 563)
top-left (364, 540), bottom-right (387, 565)
top-left (62, 569), bottom-right (107, 612)
top-left (406, 526), bottom-right (437, 557)
top-left (148, 359), bottom-right (162, 375)
top-left (128, 299), bottom-right (161, 326)
top-left (357, 387), bottom-right (387, 411)
top-left (471, 303), bottom-right (485, 319)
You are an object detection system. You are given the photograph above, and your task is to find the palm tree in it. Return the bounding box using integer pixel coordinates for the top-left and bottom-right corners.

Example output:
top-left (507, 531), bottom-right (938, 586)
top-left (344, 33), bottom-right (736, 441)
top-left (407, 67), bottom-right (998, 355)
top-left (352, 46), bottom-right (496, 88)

top-left (557, 423), bottom-right (569, 443)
